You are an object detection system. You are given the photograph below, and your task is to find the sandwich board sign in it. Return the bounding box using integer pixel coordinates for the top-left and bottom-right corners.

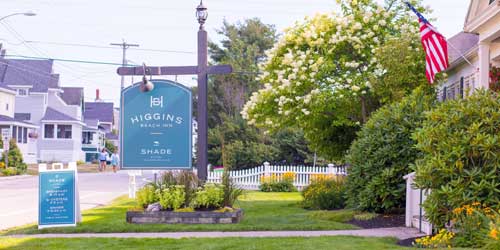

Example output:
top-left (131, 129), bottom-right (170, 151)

top-left (38, 162), bottom-right (81, 229)
top-left (120, 79), bottom-right (192, 170)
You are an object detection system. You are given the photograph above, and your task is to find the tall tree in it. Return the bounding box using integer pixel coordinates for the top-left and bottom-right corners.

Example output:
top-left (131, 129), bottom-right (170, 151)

top-left (241, 0), bottom-right (429, 160)
top-left (208, 18), bottom-right (277, 127)
top-left (206, 18), bottom-right (315, 169)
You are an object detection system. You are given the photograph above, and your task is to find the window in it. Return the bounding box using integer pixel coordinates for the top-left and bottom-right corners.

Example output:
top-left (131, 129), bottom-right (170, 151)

top-left (23, 128), bottom-right (27, 144)
top-left (17, 89), bottom-right (28, 96)
top-left (17, 126), bottom-right (22, 143)
top-left (12, 126), bottom-right (17, 140)
top-left (82, 132), bottom-right (92, 144)
top-left (44, 124), bottom-right (54, 139)
top-left (57, 125), bottom-right (72, 139)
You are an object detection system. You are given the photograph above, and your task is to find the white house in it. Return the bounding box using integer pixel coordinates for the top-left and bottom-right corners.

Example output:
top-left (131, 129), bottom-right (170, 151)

top-left (0, 86), bottom-right (38, 163)
top-left (439, 0), bottom-right (500, 99)
top-left (0, 57), bottom-right (86, 163)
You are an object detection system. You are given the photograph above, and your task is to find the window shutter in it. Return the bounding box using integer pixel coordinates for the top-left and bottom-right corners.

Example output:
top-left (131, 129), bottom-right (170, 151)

top-left (442, 86), bottom-right (447, 101)
top-left (460, 77), bottom-right (464, 99)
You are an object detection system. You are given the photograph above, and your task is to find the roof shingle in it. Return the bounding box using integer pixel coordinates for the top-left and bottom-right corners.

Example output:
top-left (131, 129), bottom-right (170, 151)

top-left (0, 59), bottom-right (59, 92)
top-left (84, 102), bottom-right (114, 123)
top-left (41, 107), bottom-right (78, 122)
top-left (61, 87), bottom-right (84, 106)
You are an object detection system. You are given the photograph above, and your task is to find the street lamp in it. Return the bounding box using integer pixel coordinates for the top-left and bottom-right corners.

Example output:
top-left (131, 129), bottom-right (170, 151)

top-left (196, 0), bottom-right (208, 29)
top-left (0, 11), bottom-right (36, 22)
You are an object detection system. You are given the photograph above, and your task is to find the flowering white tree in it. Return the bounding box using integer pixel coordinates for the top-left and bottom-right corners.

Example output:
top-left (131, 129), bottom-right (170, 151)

top-left (242, 0), bottom-right (429, 160)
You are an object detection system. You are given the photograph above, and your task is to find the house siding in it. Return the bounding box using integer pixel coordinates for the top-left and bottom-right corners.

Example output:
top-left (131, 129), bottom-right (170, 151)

top-left (48, 90), bottom-right (82, 121)
top-left (38, 123), bottom-right (83, 163)
top-left (0, 91), bottom-right (15, 117)
top-left (14, 94), bottom-right (46, 123)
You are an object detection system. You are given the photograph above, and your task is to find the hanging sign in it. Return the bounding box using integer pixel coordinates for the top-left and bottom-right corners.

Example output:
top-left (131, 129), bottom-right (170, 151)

top-left (120, 79), bottom-right (192, 169)
top-left (38, 163), bottom-right (80, 229)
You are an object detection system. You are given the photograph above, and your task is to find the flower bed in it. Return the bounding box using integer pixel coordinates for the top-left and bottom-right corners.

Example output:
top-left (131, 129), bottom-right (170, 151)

top-left (126, 208), bottom-right (243, 224)
top-left (129, 170), bottom-right (244, 224)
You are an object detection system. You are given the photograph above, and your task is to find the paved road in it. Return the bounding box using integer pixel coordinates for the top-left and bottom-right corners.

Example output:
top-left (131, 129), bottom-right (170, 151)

top-left (0, 171), bottom-right (153, 231)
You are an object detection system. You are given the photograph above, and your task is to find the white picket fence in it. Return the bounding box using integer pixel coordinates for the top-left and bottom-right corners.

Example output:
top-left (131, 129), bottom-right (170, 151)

top-left (207, 162), bottom-right (347, 190)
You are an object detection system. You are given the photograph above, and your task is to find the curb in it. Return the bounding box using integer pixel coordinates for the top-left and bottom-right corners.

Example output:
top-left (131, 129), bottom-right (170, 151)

top-left (0, 175), bottom-right (34, 181)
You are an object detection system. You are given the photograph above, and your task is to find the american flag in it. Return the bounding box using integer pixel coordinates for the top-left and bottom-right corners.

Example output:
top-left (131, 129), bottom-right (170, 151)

top-left (406, 2), bottom-right (449, 84)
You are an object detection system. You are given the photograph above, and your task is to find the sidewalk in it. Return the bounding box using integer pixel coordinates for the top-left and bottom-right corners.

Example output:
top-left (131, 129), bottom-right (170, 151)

top-left (4, 227), bottom-right (425, 240)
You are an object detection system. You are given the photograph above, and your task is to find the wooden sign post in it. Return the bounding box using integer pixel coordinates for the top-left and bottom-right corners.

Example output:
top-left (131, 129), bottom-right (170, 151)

top-left (117, 6), bottom-right (232, 180)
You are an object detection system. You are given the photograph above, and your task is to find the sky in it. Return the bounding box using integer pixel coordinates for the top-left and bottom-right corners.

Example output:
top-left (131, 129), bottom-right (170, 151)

top-left (0, 0), bottom-right (470, 105)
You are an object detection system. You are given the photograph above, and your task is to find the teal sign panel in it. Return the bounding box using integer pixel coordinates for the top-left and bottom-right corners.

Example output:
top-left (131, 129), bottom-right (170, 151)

top-left (39, 171), bottom-right (76, 227)
top-left (120, 79), bottom-right (192, 169)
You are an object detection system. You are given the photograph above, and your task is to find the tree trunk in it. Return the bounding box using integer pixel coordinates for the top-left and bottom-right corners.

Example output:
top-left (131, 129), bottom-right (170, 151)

top-left (360, 95), bottom-right (367, 124)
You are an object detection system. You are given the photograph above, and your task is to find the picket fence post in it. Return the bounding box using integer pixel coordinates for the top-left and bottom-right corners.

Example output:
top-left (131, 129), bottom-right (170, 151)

top-left (328, 163), bottom-right (334, 175)
top-left (263, 162), bottom-right (270, 177)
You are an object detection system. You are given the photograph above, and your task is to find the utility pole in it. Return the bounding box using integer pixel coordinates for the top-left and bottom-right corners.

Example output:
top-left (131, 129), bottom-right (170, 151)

top-left (110, 40), bottom-right (139, 90)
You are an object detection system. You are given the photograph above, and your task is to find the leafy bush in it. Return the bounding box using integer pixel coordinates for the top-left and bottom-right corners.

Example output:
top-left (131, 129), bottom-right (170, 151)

top-left (105, 139), bottom-right (116, 153)
top-left (413, 90), bottom-right (500, 227)
top-left (345, 87), bottom-right (435, 212)
top-left (485, 212), bottom-right (500, 250)
top-left (221, 169), bottom-right (243, 207)
top-left (159, 185), bottom-right (186, 210)
top-left (260, 172), bottom-right (297, 192)
top-left (2, 167), bottom-right (19, 176)
top-left (451, 202), bottom-right (493, 248)
top-left (414, 229), bottom-right (455, 249)
top-left (302, 176), bottom-right (346, 210)
top-left (135, 170), bottom-right (241, 210)
top-left (158, 171), bottom-right (201, 206)
top-left (136, 184), bottom-right (159, 208)
top-left (5, 139), bottom-right (27, 174)
top-left (192, 184), bottom-right (224, 209)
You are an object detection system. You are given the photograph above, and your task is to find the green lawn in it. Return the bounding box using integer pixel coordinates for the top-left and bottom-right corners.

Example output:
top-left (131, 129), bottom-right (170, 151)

top-left (0, 236), bottom-right (408, 250)
top-left (2, 192), bottom-right (358, 235)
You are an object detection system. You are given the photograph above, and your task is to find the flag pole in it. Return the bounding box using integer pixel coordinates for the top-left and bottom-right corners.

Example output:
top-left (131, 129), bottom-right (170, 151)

top-left (446, 41), bottom-right (474, 67)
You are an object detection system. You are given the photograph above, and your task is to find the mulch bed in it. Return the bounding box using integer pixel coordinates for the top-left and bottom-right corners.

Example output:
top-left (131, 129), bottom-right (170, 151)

top-left (397, 236), bottom-right (423, 247)
top-left (347, 214), bottom-right (405, 229)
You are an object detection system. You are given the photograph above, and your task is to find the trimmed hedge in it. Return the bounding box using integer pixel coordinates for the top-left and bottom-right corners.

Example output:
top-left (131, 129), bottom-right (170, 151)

top-left (345, 87), bottom-right (436, 213)
top-left (413, 90), bottom-right (500, 227)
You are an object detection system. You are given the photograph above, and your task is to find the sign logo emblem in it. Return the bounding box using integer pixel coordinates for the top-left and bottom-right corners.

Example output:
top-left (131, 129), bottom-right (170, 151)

top-left (150, 96), bottom-right (164, 108)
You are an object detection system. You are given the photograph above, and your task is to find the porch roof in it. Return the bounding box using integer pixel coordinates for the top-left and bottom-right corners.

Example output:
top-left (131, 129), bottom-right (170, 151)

top-left (0, 115), bottom-right (38, 128)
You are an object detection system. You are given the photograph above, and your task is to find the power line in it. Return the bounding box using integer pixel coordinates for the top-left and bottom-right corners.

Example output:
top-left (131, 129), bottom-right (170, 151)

top-left (0, 60), bottom-right (56, 80)
top-left (0, 21), bottom-right (95, 78)
top-left (4, 54), bottom-right (139, 66)
top-left (25, 40), bottom-right (196, 54)
top-left (3, 54), bottom-right (261, 76)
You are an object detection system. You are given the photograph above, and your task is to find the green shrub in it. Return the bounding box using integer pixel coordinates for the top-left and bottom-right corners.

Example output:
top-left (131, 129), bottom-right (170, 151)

top-left (192, 184), bottom-right (224, 209)
top-left (222, 169), bottom-right (243, 207)
top-left (175, 171), bottom-right (201, 206)
top-left (345, 87), bottom-right (436, 213)
top-left (302, 176), bottom-right (346, 210)
top-left (413, 90), bottom-right (500, 227)
top-left (5, 139), bottom-right (27, 174)
top-left (2, 167), bottom-right (19, 176)
top-left (259, 172), bottom-right (297, 192)
top-left (136, 184), bottom-right (159, 208)
top-left (159, 185), bottom-right (186, 210)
